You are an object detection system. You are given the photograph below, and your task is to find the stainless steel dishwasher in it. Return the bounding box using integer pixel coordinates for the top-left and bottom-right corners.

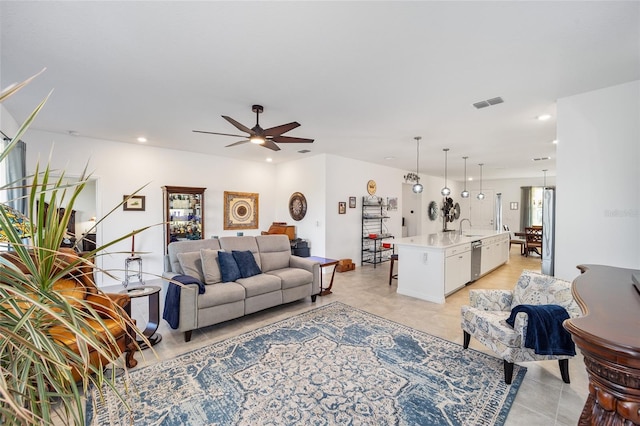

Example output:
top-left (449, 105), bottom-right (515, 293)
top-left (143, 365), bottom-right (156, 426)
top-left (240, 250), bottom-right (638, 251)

top-left (470, 240), bottom-right (482, 282)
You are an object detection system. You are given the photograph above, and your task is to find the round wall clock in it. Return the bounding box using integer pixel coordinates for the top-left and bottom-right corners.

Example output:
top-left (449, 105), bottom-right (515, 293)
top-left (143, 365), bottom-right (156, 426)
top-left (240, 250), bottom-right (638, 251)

top-left (367, 180), bottom-right (377, 195)
top-left (288, 192), bottom-right (307, 221)
top-left (428, 201), bottom-right (438, 221)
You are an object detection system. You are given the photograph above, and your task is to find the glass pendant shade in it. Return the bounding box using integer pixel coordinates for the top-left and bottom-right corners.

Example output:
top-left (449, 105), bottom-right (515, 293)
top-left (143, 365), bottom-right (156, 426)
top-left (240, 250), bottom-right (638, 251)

top-left (440, 148), bottom-right (450, 196)
top-left (477, 163), bottom-right (485, 200)
top-left (412, 136), bottom-right (422, 194)
top-left (461, 156), bottom-right (470, 198)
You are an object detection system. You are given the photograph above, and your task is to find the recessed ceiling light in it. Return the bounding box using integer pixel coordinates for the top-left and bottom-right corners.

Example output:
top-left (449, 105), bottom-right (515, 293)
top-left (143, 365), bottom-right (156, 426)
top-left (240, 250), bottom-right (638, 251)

top-left (552, 139), bottom-right (558, 144)
top-left (137, 137), bottom-right (147, 143)
top-left (468, 177), bottom-right (473, 181)
top-left (385, 156), bottom-right (395, 160)
top-left (266, 157), bottom-right (273, 162)
top-left (537, 114), bottom-right (552, 121)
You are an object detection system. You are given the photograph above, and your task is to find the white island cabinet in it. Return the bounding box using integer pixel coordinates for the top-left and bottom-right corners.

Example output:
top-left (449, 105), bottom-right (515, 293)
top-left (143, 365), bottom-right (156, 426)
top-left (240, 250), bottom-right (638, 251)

top-left (394, 230), bottom-right (509, 304)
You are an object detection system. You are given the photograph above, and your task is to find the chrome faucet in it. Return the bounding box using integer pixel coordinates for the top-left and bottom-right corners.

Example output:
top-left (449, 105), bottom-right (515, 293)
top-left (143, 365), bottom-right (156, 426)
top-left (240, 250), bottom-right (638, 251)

top-left (459, 218), bottom-right (472, 235)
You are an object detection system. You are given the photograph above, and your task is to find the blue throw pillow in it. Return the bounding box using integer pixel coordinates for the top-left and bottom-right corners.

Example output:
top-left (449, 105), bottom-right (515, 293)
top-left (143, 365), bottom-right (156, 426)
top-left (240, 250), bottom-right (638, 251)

top-left (218, 251), bottom-right (241, 282)
top-left (232, 250), bottom-right (262, 278)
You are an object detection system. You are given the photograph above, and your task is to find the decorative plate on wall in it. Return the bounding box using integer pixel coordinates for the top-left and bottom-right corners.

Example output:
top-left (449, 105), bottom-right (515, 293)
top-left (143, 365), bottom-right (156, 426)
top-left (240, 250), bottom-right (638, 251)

top-left (453, 202), bottom-right (461, 220)
top-left (289, 192), bottom-right (307, 221)
top-left (366, 180), bottom-right (377, 195)
top-left (428, 201), bottom-right (438, 221)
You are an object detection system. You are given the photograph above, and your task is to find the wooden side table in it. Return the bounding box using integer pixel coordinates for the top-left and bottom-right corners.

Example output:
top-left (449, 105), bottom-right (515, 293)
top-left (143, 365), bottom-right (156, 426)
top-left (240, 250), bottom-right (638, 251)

top-left (103, 281), bottom-right (163, 349)
top-left (308, 256), bottom-right (339, 296)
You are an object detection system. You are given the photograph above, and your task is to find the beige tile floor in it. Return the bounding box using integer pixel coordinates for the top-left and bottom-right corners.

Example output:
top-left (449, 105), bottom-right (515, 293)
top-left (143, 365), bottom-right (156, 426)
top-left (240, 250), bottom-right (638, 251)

top-left (125, 246), bottom-right (588, 425)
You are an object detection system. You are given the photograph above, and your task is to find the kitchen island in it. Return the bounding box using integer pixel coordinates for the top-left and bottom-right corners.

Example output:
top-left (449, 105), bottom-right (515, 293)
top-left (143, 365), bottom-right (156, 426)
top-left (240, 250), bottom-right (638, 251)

top-left (394, 230), bottom-right (509, 303)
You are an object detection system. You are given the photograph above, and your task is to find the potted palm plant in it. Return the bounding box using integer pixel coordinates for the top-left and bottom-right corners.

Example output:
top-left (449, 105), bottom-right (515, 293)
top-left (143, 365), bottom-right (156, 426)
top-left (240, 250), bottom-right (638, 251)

top-left (0, 72), bottom-right (150, 425)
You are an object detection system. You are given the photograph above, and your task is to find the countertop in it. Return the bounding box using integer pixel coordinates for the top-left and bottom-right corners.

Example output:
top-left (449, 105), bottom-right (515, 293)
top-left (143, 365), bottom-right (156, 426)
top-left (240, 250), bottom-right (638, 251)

top-left (394, 229), bottom-right (506, 249)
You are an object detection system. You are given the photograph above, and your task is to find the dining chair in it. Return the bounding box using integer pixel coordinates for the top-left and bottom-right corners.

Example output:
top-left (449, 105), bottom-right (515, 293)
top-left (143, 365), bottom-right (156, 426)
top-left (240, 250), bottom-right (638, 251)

top-left (524, 226), bottom-right (542, 257)
top-left (504, 225), bottom-right (526, 255)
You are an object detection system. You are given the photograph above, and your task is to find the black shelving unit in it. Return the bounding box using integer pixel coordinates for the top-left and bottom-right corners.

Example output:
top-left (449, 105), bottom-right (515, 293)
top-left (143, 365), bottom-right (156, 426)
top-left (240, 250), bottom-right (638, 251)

top-left (361, 196), bottom-right (394, 268)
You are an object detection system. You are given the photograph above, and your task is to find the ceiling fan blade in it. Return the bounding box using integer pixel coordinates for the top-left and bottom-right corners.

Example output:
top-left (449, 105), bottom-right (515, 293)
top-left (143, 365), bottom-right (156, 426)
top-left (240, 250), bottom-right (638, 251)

top-left (262, 140), bottom-right (281, 151)
top-left (193, 130), bottom-right (248, 138)
top-left (263, 122), bottom-right (300, 137)
top-left (225, 140), bottom-right (250, 148)
top-left (222, 115), bottom-right (254, 135)
top-left (271, 135), bottom-right (314, 144)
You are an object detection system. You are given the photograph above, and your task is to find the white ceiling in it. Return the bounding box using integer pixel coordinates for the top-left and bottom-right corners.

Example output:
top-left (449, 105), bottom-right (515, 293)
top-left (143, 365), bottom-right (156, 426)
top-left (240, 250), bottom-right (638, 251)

top-left (1, 1), bottom-right (639, 181)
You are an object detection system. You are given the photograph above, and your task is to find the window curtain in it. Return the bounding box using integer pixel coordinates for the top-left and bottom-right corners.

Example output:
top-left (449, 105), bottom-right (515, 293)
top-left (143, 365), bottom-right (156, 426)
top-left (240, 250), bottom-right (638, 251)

top-left (2, 138), bottom-right (27, 215)
top-left (520, 186), bottom-right (533, 229)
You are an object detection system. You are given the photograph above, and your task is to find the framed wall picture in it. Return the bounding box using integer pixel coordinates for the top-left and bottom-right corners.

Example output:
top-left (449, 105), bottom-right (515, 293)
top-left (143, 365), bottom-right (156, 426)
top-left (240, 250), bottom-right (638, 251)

top-left (223, 191), bottom-right (259, 230)
top-left (123, 195), bottom-right (145, 211)
top-left (349, 196), bottom-right (356, 208)
top-left (338, 202), bottom-right (346, 214)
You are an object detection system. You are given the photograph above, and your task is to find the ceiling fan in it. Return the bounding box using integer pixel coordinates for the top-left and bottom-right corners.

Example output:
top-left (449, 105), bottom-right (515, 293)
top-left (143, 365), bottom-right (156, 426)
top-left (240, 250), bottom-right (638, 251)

top-left (193, 105), bottom-right (314, 151)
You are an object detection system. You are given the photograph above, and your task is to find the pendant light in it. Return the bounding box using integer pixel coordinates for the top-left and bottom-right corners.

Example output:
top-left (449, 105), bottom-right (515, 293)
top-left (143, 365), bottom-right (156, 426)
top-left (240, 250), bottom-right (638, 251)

top-left (477, 163), bottom-right (485, 200)
top-left (412, 136), bottom-right (423, 193)
top-left (440, 148), bottom-right (451, 196)
top-left (461, 156), bottom-right (470, 198)
top-left (542, 169), bottom-right (548, 188)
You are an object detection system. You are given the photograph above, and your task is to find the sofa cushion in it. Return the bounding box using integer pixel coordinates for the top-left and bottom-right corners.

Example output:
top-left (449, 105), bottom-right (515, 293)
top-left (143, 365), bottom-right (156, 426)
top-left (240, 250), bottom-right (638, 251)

top-left (168, 238), bottom-right (221, 274)
top-left (236, 273), bottom-right (281, 297)
top-left (266, 268), bottom-right (313, 290)
top-left (219, 236), bottom-right (261, 270)
top-left (256, 235), bottom-right (291, 272)
top-left (197, 282), bottom-right (246, 309)
top-left (218, 251), bottom-right (242, 282)
top-left (233, 250), bottom-right (262, 278)
top-left (176, 251), bottom-right (204, 282)
top-left (200, 249), bottom-right (223, 284)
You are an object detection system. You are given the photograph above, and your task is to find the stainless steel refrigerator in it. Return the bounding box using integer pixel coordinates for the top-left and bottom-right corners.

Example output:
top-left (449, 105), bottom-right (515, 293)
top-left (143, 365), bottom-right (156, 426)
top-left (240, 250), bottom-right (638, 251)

top-left (542, 187), bottom-right (556, 275)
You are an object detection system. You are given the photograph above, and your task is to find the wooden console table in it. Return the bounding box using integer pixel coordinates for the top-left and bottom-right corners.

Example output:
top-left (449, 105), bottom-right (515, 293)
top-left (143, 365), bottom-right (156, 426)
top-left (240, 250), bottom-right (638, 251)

top-left (564, 265), bottom-right (640, 425)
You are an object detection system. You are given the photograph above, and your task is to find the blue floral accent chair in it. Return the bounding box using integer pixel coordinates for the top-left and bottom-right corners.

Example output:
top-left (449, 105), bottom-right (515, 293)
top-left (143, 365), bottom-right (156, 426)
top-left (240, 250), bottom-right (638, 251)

top-left (460, 270), bottom-right (581, 384)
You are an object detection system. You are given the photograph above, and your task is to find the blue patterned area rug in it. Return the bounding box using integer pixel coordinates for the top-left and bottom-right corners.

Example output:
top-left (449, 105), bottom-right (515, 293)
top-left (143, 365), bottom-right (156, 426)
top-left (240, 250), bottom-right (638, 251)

top-left (87, 302), bottom-right (526, 425)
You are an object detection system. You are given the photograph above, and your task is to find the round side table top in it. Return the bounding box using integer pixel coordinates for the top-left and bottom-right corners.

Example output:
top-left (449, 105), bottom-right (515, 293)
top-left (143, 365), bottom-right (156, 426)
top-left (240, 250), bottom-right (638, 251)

top-left (120, 285), bottom-right (161, 298)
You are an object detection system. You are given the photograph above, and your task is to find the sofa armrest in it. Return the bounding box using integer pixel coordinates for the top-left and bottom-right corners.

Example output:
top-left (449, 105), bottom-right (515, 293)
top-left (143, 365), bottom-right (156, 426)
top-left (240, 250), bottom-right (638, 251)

top-left (469, 289), bottom-right (513, 311)
top-left (162, 272), bottom-right (199, 332)
top-left (290, 256), bottom-right (320, 295)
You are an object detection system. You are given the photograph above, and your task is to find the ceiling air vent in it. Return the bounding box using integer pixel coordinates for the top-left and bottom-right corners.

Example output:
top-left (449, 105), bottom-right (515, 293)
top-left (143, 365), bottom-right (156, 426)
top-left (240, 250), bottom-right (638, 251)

top-left (473, 96), bottom-right (504, 109)
top-left (532, 157), bottom-right (551, 161)
top-left (298, 149), bottom-right (311, 154)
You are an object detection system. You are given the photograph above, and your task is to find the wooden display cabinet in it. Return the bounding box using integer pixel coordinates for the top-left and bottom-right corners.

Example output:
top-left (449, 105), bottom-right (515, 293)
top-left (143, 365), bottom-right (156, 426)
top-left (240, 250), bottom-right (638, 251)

top-left (162, 186), bottom-right (206, 253)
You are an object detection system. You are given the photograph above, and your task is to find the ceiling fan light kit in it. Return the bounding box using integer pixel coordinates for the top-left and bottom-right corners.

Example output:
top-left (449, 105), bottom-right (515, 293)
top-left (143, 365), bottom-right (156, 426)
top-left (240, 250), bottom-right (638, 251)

top-left (461, 156), bottom-right (470, 198)
top-left (193, 104), bottom-right (314, 152)
top-left (440, 148), bottom-right (451, 197)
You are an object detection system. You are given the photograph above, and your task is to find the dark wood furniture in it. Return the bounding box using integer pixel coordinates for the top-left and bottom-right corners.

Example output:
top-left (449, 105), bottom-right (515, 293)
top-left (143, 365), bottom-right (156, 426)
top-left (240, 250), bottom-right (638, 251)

top-left (162, 186), bottom-right (206, 254)
top-left (389, 253), bottom-right (398, 285)
top-left (308, 256), bottom-right (339, 296)
top-left (524, 226), bottom-right (542, 257)
top-left (564, 265), bottom-right (640, 425)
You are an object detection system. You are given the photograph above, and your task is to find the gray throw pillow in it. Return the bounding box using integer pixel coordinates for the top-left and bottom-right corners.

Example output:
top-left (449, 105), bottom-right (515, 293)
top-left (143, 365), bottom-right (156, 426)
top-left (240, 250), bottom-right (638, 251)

top-left (176, 251), bottom-right (204, 282)
top-left (200, 249), bottom-right (223, 284)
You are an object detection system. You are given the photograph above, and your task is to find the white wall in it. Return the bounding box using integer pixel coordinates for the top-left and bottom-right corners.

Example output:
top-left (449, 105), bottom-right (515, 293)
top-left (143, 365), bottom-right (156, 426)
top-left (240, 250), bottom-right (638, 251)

top-left (556, 80), bottom-right (640, 281)
top-left (275, 155), bottom-right (327, 255)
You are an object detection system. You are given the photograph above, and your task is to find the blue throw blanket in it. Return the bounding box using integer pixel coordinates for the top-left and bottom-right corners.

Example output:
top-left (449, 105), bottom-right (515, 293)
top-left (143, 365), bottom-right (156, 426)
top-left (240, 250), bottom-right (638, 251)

top-left (162, 274), bottom-right (205, 329)
top-left (506, 304), bottom-right (576, 356)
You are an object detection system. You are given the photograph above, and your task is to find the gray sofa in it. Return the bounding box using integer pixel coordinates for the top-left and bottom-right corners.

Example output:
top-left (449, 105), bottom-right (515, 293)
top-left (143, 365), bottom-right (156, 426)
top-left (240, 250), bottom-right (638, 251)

top-left (163, 234), bottom-right (320, 341)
